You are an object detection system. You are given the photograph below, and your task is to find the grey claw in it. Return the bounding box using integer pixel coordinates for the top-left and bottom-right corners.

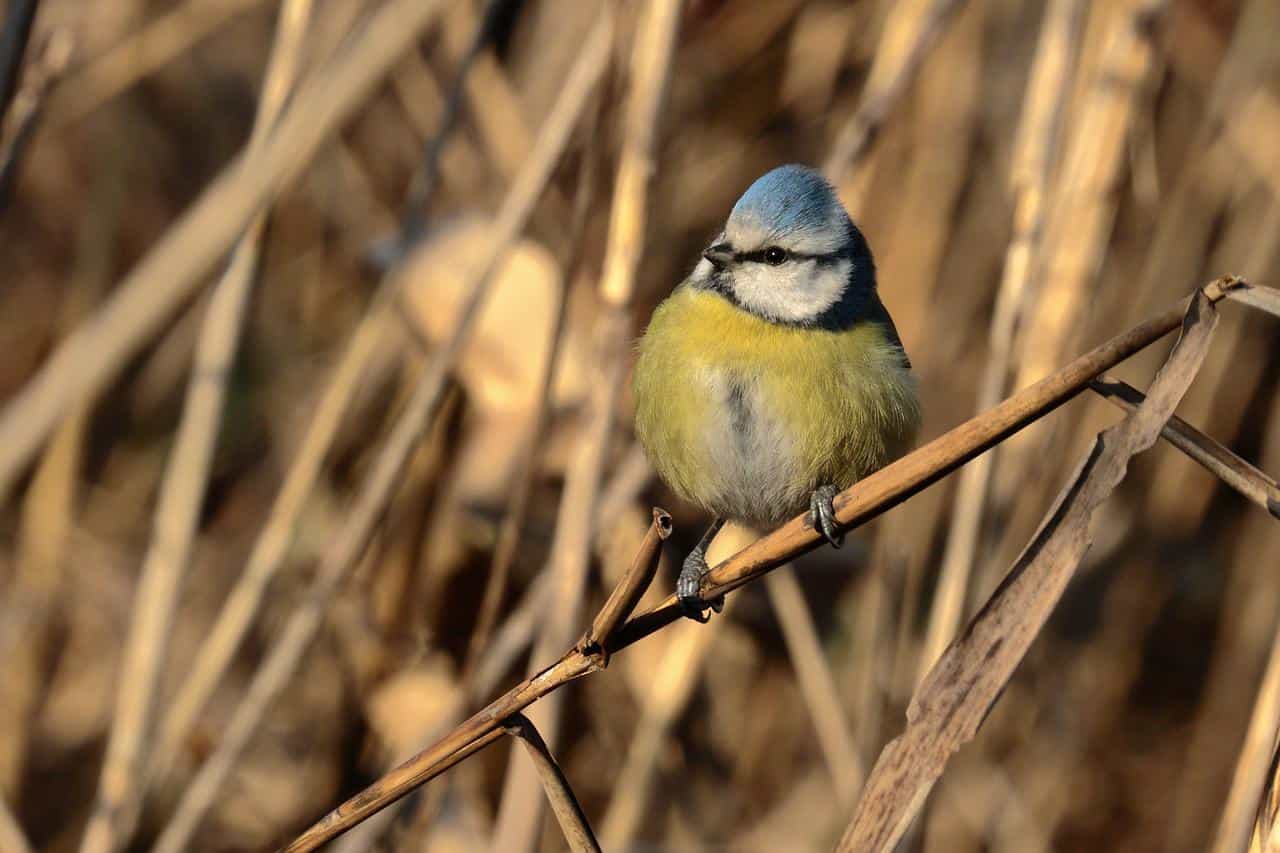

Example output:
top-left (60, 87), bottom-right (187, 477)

top-left (809, 485), bottom-right (844, 549)
top-left (678, 549), bottom-right (714, 622)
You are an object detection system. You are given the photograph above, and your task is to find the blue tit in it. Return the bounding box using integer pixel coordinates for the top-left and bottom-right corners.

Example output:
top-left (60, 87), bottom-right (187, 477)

top-left (632, 164), bottom-right (921, 621)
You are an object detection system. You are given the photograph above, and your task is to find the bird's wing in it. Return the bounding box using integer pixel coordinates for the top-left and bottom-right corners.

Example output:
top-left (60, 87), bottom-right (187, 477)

top-left (866, 290), bottom-right (912, 371)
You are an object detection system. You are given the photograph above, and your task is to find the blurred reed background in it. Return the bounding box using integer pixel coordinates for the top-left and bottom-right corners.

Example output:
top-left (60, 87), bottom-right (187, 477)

top-left (0, 0), bottom-right (1277, 850)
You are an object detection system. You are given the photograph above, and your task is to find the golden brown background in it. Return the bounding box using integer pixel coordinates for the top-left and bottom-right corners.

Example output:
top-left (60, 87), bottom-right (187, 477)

top-left (0, 0), bottom-right (1278, 850)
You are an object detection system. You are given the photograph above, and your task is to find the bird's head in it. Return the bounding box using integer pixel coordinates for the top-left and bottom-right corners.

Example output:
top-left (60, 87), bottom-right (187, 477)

top-left (692, 164), bottom-right (875, 328)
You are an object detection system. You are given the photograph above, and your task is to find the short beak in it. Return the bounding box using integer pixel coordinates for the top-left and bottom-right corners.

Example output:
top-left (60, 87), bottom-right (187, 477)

top-left (702, 243), bottom-right (734, 270)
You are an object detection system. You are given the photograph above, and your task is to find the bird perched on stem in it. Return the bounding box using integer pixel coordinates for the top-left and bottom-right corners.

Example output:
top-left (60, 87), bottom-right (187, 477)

top-left (633, 164), bottom-right (921, 621)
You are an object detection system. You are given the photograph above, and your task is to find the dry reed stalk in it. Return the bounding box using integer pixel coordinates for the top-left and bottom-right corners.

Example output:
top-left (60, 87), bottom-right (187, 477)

top-left (1230, 283), bottom-right (1280, 321)
top-left (389, 54), bottom-right (488, 208)
top-left (330, 572), bottom-right (555, 853)
top-left (857, 548), bottom-right (895, 748)
top-left (437, 0), bottom-right (571, 229)
top-left (1090, 377), bottom-right (1280, 517)
top-left (821, 0), bottom-right (964, 191)
top-left (151, 18), bottom-right (614, 849)
top-left (0, 0), bottom-right (451, 501)
top-left (597, 612), bottom-right (726, 850)
top-left (765, 564), bottom-right (863, 807)
top-left (0, 404), bottom-right (82, 796)
top-left (281, 278), bottom-right (1255, 851)
top-left (582, 508), bottom-right (672, 662)
top-left (502, 714), bottom-right (601, 853)
top-left (1162, 3), bottom-right (1280, 201)
top-left (876, 0), bottom-right (982, 351)
top-left (999, 0), bottom-right (1168, 488)
top-left (1168, 508), bottom-right (1280, 851)
top-left (918, 0), bottom-right (1085, 679)
top-left (1126, 0), bottom-right (1278, 531)
top-left (0, 156), bottom-right (122, 799)
top-left (149, 7), bottom-right (496, 713)
top-left (438, 1), bottom-right (531, 190)
top-left (1214, 620), bottom-right (1280, 853)
top-left (837, 288), bottom-right (1221, 853)
top-left (46, 0), bottom-right (273, 126)
top-left (595, 523), bottom-right (749, 851)
top-left (1246, 404), bottom-right (1280, 853)
top-left (464, 100), bottom-right (603, 678)
top-left (0, 411), bottom-right (87, 853)
top-left (1165, 181), bottom-right (1280, 853)
top-left (1146, 195), bottom-right (1280, 530)
top-left (1127, 0), bottom-right (1280, 344)
top-left (150, 301), bottom-right (392, 781)
top-left (490, 3), bottom-right (674, 848)
top-left (78, 5), bottom-right (315, 849)
top-left (1198, 285), bottom-right (1280, 850)
top-left (861, 1), bottom-right (985, 692)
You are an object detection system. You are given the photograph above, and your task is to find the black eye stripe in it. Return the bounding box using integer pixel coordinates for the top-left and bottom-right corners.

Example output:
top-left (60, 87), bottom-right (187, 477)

top-left (733, 246), bottom-right (855, 265)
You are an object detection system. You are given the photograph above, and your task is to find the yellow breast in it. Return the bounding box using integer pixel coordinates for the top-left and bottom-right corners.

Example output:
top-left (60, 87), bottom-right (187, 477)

top-left (632, 286), bottom-right (920, 526)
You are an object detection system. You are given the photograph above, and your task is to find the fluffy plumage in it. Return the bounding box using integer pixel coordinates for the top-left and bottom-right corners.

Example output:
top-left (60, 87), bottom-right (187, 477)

top-left (633, 164), bottom-right (920, 528)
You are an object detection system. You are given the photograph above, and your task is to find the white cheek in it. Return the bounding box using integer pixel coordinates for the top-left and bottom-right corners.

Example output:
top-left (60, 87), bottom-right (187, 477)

top-left (731, 258), bottom-right (850, 322)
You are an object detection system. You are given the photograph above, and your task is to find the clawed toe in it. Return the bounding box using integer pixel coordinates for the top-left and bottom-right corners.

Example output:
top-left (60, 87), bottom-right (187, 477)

top-left (809, 485), bottom-right (844, 549)
top-left (678, 550), bottom-right (711, 622)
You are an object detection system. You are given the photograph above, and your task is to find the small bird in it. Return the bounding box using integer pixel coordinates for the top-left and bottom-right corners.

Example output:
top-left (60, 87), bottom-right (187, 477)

top-left (632, 164), bottom-right (921, 621)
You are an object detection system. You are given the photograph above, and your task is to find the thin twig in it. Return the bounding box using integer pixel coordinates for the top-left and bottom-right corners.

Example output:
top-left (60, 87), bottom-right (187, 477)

top-left (837, 287), bottom-right (1221, 853)
top-left (279, 277), bottom-right (1253, 850)
top-left (79, 3), bottom-right (314, 850)
top-left (502, 714), bottom-right (602, 853)
top-left (0, 0), bottom-right (451, 501)
top-left (151, 17), bottom-right (614, 849)
top-left (582, 508), bottom-right (673, 662)
top-left (1090, 376), bottom-right (1280, 518)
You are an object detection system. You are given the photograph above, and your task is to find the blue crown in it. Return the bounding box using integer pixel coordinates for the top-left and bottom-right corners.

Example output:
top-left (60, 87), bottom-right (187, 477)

top-left (730, 164), bottom-right (840, 235)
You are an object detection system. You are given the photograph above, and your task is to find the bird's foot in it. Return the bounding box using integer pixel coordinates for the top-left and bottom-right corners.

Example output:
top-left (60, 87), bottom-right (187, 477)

top-left (809, 484), bottom-right (844, 549)
top-left (677, 519), bottom-right (726, 622)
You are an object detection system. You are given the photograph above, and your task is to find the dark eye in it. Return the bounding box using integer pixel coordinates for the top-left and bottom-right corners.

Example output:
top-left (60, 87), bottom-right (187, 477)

top-left (763, 247), bottom-right (787, 265)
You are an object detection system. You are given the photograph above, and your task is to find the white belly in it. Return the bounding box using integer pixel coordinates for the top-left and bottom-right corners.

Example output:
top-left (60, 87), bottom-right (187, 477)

top-left (697, 367), bottom-right (811, 526)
